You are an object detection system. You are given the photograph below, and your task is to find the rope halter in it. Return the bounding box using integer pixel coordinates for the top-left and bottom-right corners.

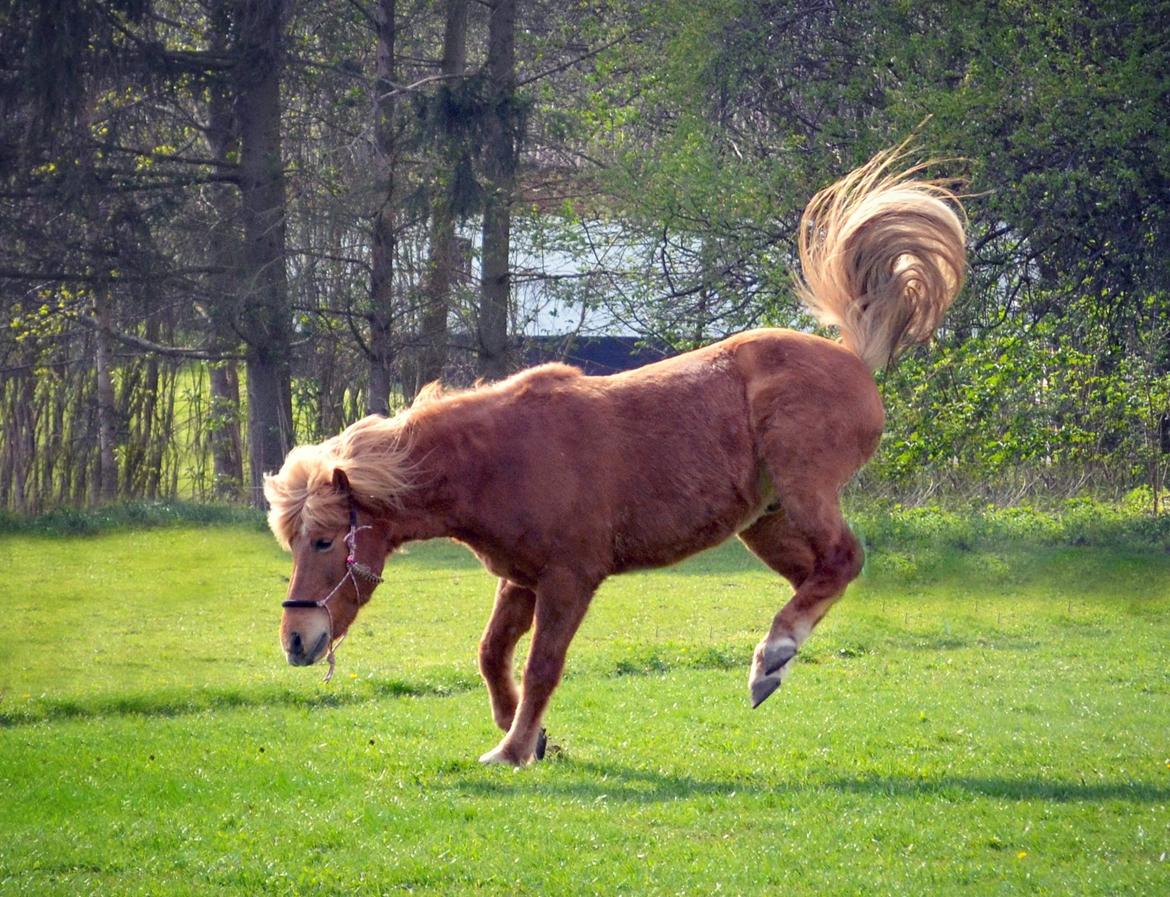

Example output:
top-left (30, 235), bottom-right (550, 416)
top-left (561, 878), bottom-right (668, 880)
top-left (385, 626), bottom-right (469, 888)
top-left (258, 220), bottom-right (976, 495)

top-left (282, 503), bottom-right (383, 682)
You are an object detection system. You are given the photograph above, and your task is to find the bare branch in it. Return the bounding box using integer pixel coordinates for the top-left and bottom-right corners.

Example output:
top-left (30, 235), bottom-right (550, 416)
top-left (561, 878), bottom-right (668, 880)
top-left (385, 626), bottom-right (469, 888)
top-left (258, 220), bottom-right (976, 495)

top-left (70, 313), bottom-right (238, 361)
top-left (518, 31), bottom-right (633, 87)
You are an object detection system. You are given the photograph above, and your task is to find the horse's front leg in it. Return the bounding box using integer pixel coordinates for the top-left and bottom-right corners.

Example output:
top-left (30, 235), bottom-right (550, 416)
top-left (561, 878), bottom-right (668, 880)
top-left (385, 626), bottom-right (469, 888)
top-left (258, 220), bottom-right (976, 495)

top-left (479, 569), bottom-right (595, 767)
top-left (478, 579), bottom-right (536, 733)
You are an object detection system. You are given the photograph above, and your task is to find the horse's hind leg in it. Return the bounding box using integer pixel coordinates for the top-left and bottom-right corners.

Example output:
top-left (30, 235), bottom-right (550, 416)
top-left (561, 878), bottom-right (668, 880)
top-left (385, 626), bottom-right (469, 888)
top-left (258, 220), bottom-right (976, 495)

top-left (741, 357), bottom-right (881, 707)
top-left (739, 510), bottom-right (816, 591)
top-left (740, 494), bottom-right (863, 708)
top-left (479, 579), bottom-right (536, 733)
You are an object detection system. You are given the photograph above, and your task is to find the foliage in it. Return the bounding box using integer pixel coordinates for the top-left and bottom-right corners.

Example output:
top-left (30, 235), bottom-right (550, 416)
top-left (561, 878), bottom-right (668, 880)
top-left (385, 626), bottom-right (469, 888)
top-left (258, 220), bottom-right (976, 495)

top-left (1, 0), bottom-right (1168, 511)
top-left (0, 498), bottom-right (264, 537)
top-left (866, 303), bottom-right (1170, 504)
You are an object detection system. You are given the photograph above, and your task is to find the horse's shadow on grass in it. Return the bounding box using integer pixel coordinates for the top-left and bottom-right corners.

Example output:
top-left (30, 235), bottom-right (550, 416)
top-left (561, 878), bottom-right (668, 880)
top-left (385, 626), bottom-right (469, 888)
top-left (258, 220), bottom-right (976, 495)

top-left (824, 775), bottom-right (1170, 805)
top-left (442, 759), bottom-right (1170, 806)
top-left (442, 758), bottom-right (746, 803)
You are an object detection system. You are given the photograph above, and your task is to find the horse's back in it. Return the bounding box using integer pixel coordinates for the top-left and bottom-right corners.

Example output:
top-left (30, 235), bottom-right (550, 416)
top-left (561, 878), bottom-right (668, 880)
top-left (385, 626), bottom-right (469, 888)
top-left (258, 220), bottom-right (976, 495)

top-left (603, 328), bottom-right (884, 474)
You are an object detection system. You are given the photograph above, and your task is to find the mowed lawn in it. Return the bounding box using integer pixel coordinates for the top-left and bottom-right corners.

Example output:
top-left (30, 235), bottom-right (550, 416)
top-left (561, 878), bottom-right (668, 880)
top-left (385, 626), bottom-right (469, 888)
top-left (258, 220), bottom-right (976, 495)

top-left (1, 523), bottom-right (1168, 896)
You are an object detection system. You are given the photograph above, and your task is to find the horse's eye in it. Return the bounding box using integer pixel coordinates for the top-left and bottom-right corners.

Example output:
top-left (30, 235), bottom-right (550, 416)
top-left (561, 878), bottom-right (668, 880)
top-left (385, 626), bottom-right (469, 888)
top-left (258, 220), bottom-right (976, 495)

top-left (313, 538), bottom-right (334, 552)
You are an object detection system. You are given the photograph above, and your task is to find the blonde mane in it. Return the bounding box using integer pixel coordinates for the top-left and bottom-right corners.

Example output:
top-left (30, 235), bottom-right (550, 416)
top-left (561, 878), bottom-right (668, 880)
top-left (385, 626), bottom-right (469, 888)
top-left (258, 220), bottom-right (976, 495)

top-left (263, 414), bottom-right (416, 549)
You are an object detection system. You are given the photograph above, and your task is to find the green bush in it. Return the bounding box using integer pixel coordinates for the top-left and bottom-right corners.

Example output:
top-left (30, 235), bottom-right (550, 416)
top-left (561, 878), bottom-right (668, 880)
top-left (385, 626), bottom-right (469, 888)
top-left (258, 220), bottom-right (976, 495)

top-left (0, 500), bottom-right (265, 537)
top-left (851, 500), bottom-right (1170, 553)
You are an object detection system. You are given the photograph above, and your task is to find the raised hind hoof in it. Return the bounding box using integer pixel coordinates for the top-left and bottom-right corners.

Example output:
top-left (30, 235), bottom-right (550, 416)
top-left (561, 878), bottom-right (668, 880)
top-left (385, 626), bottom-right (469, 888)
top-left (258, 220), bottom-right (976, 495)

top-left (749, 638), bottom-right (797, 709)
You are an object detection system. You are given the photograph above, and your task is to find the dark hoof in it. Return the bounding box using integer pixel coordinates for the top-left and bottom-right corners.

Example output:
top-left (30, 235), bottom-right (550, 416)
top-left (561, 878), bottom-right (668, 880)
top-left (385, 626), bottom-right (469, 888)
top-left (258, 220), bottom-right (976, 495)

top-left (750, 640), bottom-right (797, 708)
top-left (750, 676), bottom-right (781, 709)
top-left (764, 642), bottom-right (797, 677)
top-left (535, 728), bottom-right (548, 761)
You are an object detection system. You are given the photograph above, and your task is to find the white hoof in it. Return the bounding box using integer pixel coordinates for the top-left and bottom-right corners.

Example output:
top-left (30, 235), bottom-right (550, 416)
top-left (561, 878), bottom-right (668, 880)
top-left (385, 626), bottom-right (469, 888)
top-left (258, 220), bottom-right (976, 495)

top-left (478, 745), bottom-right (529, 767)
top-left (748, 637), bottom-right (797, 708)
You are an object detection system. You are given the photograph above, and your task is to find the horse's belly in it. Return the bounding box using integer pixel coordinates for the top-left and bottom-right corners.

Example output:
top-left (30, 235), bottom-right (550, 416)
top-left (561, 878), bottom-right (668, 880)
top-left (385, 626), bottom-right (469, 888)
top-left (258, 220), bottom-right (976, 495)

top-left (605, 411), bottom-right (773, 570)
top-left (609, 479), bottom-right (769, 574)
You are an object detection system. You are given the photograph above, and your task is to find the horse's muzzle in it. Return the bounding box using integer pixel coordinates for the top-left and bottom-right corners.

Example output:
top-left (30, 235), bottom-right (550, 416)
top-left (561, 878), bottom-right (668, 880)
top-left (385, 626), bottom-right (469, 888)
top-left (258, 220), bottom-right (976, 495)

top-left (285, 628), bottom-right (329, 666)
top-left (281, 602), bottom-right (332, 667)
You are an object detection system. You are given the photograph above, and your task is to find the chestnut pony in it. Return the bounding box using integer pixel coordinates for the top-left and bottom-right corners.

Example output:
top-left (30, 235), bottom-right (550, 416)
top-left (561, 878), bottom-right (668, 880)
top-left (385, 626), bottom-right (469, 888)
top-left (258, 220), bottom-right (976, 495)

top-left (264, 147), bottom-right (966, 766)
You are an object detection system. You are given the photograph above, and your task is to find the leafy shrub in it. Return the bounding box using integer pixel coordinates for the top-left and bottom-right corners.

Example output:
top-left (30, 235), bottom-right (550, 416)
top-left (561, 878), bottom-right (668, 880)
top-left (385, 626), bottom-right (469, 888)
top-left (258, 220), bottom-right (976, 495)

top-left (0, 500), bottom-right (265, 537)
top-left (851, 500), bottom-right (1170, 553)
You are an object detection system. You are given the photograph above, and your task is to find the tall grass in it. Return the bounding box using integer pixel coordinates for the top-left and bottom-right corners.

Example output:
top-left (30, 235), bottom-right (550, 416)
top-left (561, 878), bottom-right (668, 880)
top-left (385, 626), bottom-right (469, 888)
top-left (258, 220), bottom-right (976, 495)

top-left (0, 500), bottom-right (265, 537)
top-left (4, 497), bottom-right (1166, 548)
top-left (852, 498), bottom-right (1170, 552)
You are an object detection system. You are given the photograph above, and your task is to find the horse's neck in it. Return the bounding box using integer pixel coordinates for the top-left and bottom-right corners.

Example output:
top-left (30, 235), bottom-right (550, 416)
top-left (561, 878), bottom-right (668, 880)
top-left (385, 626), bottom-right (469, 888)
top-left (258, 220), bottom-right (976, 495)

top-left (384, 403), bottom-right (474, 545)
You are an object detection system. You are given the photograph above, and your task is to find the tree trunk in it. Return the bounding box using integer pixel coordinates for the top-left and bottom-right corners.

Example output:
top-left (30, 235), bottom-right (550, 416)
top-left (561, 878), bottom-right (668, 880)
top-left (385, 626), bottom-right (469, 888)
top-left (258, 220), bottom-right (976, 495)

top-left (366, 0), bottom-right (398, 416)
top-left (2, 374), bottom-right (37, 511)
top-left (416, 0), bottom-right (468, 392)
top-left (138, 337), bottom-right (162, 499)
top-left (235, 0), bottom-right (294, 503)
top-left (245, 352), bottom-right (291, 500)
top-left (477, 0), bottom-right (517, 381)
top-left (210, 362), bottom-right (245, 500)
top-left (93, 292), bottom-right (118, 503)
top-left (205, 0), bottom-right (246, 500)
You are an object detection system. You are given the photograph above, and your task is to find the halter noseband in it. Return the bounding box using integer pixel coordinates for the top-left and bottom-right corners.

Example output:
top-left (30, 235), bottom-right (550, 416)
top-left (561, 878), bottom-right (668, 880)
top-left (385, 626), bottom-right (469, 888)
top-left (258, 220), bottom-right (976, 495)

top-left (282, 503), bottom-right (384, 681)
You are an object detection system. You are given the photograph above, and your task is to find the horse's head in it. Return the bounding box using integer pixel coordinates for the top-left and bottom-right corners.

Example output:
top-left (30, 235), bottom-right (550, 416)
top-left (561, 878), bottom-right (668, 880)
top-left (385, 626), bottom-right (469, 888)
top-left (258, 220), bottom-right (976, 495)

top-left (282, 471), bottom-right (390, 667)
top-left (264, 419), bottom-right (413, 672)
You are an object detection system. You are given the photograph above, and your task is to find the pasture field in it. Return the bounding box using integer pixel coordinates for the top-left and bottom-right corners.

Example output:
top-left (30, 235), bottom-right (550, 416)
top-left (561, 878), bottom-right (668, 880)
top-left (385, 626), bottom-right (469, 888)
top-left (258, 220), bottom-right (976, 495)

top-left (1, 518), bottom-right (1168, 895)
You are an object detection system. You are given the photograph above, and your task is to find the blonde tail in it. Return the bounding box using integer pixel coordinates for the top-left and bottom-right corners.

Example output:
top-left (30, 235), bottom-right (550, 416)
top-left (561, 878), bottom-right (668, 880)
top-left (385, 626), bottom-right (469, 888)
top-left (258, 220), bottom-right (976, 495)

top-left (796, 146), bottom-right (967, 372)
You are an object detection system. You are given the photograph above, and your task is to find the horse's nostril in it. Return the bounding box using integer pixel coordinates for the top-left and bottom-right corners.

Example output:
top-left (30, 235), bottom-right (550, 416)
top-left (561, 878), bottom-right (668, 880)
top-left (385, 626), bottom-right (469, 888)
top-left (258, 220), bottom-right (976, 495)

top-left (290, 631), bottom-right (303, 656)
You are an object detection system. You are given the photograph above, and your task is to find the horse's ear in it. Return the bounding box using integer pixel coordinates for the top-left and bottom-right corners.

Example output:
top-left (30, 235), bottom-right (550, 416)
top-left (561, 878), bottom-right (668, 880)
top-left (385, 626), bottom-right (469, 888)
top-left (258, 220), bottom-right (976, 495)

top-left (332, 467), bottom-right (352, 495)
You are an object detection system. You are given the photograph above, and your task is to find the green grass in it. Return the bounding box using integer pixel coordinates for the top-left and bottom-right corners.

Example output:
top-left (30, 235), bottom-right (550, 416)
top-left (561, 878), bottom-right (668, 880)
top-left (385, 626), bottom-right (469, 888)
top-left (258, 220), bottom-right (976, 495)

top-left (1, 523), bottom-right (1168, 895)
